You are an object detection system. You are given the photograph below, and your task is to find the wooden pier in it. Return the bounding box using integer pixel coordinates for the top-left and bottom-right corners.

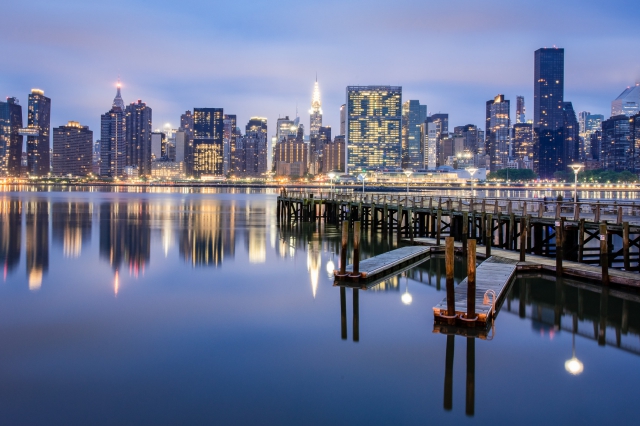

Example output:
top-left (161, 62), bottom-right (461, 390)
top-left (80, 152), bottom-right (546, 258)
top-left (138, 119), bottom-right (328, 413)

top-left (334, 246), bottom-right (431, 282)
top-left (277, 190), bottom-right (640, 275)
top-left (433, 257), bottom-right (517, 324)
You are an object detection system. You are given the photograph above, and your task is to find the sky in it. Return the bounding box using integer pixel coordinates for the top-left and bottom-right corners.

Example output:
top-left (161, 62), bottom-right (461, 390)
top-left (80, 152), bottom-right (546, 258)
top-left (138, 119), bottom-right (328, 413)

top-left (2, 0), bottom-right (640, 139)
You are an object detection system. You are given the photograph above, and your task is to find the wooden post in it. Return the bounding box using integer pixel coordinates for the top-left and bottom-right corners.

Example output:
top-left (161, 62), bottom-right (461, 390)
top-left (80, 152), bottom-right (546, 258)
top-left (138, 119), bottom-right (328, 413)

top-left (444, 335), bottom-right (454, 411)
top-left (462, 211), bottom-right (469, 254)
top-left (409, 209), bottom-right (415, 243)
top-left (397, 204), bottom-right (404, 242)
top-left (339, 221), bottom-right (348, 276)
top-left (538, 202), bottom-right (544, 219)
top-left (556, 218), bottom-right (564, 276)
top-left (509, 213), bottom-right (515, 250)
top-left (600, 222), bottom-right (609, 285)
top-left (352, 221), bottom-right (361, 277)
top-left (623, 221), bottom-right (630, 271)
top-left (436, 208), bottom-right (442, 245)
top-left (485, 214), bottom-right (492, 257)
top-left (594, 203), bottom-right (600, 222)
top-left (519, 217), bottom-right (526, 261)
top-left (573, 201), bottom-right (579, 221)
top-left (617, 206), bottom-right (623, 225)
top-left (467, 239), bottom-right (477, 321)
top-left (445, 237), bottom-right (455, 319)
top-left (578, 219), bottom-right (585, 263)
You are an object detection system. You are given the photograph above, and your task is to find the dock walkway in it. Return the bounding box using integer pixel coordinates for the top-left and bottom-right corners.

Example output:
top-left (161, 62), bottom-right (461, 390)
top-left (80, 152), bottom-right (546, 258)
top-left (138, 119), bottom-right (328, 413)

top-left (407, 237), bottom-right (640, 288)
top-left (335, 246), bottom-right (431, 281)
top-left (433, 257), bottom-right (517, 324)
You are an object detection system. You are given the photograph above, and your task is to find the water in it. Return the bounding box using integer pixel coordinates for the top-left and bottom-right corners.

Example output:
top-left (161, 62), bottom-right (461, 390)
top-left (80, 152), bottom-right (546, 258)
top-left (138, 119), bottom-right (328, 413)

top-left (0, 188), bottom-right (638, 425)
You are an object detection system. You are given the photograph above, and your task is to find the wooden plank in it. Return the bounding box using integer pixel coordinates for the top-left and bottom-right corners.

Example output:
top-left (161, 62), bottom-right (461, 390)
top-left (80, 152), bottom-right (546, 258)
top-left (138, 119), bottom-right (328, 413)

top-left (335, 246), bottom-right (431, 280)
top-left (433, 257), bottom-right (517, 324)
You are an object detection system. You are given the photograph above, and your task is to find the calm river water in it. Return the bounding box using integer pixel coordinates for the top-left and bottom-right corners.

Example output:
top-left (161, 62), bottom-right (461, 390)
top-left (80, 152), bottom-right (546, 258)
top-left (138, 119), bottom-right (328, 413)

top-left (0, 187), bottom-right (638, 425)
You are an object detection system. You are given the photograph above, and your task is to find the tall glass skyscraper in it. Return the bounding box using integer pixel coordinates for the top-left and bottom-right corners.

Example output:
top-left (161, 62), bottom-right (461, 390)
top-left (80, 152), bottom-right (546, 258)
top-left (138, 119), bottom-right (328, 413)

top-left (193, 108), bottom-right (224, 178)
top-left (401, 100), bottom-right (427, 169)
top-left (26, 89), bottom-right (51, 176)
top-left (309, 78), bottom-right (322, 137)
top-left (346, 86), bottom-right (402, 173)
top-left (486, 95), bottom-right (510, 171)
top-left (100, 85), bottom-right (126, 177)
top-left (534, 48), bottom-right (564, 178)
top-left (125, 100), bottom-right (153, 177)
top-left (0, 97), bottom-right (23, 177)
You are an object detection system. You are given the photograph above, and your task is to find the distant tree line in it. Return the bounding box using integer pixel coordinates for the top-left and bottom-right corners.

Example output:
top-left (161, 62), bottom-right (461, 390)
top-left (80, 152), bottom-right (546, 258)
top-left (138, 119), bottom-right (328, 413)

top-left (553, 169), bottom-right (639, 183)
top-left (488, 168), bottom-right (537, 181)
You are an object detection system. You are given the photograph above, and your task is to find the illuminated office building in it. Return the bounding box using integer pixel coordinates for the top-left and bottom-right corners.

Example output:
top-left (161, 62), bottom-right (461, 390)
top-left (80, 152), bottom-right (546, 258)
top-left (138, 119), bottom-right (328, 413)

top-left (180, 110), bottom-right (194, 176)
top-left (322, 135), bottom-right (345, 173)
top-left (25, 89), bottom-right (51, 176)
top-left (563, 102), bottom-right (579, 165)
top-left (611, 83), bottom-right (640, 117)
top-left (339, 104), bottom-right (346, 136)
top-left (425, 113), bottom-right (448, 169)
top-left (223, 114), bottom-right (237, 176)
top-left (402, 100), bottom-right (427, 169)
top-left (601, 114), bottom-right (631, 172)
top-left (193, 108), bottom-right (224, 178)
top-left (486, 95), bottom-right (510, 171)
top-left (516, 96), bottom-right (526, 124)
top-left (0, 97), bottom-right (23, 177)
top-left (346, 86), bottom-right (402, 173)
top-left (512, 123), bottom-right (533, 164)
top-left (631, 113), bottom-right (640, 174)
top-left (578, 112), bottom-right (603, 160)
top-left (52, 121), bottom-right (93, 176)
top-left (125, 100), bottom-right (152, 176)
top-left (237, 117), bottom-right (268, 177)
top-left (453, 124), bottom-right (481, 154)
top-left (534, 47), bottom-right (565, 178)
top-left (309, 78), bottom-right (322, 137)
top-left (100, 84), bottom-right (126, 177)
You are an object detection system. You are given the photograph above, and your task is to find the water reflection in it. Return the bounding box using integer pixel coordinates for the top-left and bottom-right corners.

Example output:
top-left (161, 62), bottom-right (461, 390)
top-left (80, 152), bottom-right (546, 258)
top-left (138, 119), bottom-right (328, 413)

top-left (0, 200), bottom-right (21, 280)
top-left (26, 201), bottom-right (49, 290)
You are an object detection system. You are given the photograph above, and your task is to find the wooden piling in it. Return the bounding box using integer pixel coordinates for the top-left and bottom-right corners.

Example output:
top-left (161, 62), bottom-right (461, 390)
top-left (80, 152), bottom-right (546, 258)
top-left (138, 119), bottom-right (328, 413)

top-left (339, 221), bottom-right (348, 276)
top-left (467, 239), bottom-right (477, 321)
top-left (462, 211), bottom-right (469, 254)
top-left (519, 217), bottom-right (526, 261)
top-left (351, 221), bottom-right (361, 277)
top-left (485, 214), bottom-right (492, 257)
top-left (623, 221), bottom-right (630, 270)
top-left (445, 237), bottom-right (455, 318)
top-left (556, 218), bottom-right (564, 276)
top-left (600, 222), bottom-right (609, 285)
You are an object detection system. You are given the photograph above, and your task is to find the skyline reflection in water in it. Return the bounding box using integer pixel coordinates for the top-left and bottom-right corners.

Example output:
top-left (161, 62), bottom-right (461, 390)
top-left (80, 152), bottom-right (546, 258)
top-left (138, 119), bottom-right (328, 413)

top-left (0, 188), bottom-right (638, 425)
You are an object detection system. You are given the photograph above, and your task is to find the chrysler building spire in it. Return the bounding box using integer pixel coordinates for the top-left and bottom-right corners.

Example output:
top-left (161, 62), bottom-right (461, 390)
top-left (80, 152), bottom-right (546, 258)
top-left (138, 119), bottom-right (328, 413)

top-left (112, 78), bottom-right (125, 110)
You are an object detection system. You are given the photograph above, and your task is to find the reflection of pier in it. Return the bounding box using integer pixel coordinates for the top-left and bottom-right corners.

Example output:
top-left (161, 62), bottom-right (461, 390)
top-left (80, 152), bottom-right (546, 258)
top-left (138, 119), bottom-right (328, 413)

top-left (339, 287), bottom-right (359, 342)
top-left (442, 335), bottom-right (476, 416)
top-left (504, 274), bottom-right (640, 355)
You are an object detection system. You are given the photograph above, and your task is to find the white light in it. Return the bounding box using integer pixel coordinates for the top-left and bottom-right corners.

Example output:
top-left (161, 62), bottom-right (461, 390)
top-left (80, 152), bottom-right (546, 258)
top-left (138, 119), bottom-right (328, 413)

top-left (401, 292), bottom-right (413, 305)
top-left (565, 357), bottom-right (584, 375)
top-left (326, 259), bottom-right (335, 277)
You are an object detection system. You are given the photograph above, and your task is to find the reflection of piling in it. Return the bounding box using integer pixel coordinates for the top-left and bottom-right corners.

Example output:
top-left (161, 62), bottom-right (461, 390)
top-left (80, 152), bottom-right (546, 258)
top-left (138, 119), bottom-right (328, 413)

top-left (598, 287), bottom-right (609, 346)
top-left (444, 335), bottom-right (455, 411)
top-left (339, 221), bottom-right (348, 276)
top-left (351, 221), bottom-right (361, 277)
top-left (340, 287), bottom-right (347, 340)
top-left (465, 337), bottom-right (475, 417)
top-left (467, 239), bottom-right (477, 321)
top-left (445, 237), bottom-right (455, 322)
top-left (353, 288), bottom-right (360, 342)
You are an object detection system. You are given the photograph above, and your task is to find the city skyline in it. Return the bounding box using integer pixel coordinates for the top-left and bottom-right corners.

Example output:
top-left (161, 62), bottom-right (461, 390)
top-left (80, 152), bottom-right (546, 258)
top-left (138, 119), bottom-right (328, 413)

top-left (2, 1), bottom-right (640, 141)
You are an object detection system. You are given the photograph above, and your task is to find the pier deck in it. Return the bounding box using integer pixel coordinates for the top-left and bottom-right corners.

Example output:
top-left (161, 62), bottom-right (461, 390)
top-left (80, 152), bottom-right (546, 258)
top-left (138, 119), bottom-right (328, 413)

top-left (408, 237), bottom-right (640, 288)
top-left (335, 246), bottom-right (431, 281)
top-left (433, 257), bottom-right (517, 324)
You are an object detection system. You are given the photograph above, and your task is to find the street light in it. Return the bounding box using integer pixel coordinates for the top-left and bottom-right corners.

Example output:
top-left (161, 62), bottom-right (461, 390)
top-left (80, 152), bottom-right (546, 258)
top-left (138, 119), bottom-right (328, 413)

top-left (358, 173), bottom-right (366, 193)
top-left (403, 169), bottom-right (413, 194)
top-left (328, 172), bottom-right (336, 193)
top-left (569, 164), bottom-right (584, 203)
top-left (467, 167), bottom-right (478, 183)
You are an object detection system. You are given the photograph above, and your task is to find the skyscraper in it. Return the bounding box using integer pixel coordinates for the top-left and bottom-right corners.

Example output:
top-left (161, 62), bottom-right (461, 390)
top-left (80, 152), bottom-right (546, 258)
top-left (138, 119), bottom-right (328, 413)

top-left (534, 47), bottom-right (565, 178)
top-left (486, 95), bottom-right (510, 172)
top-left (611, 83), bottom-right (640, 117)
top-left (346, 86), bottom-right (402, 173)
top-left (401, 100), bottom-right (427, 169)
top-left (453, 125), bottom-right (481, 154)
top-left (601, 114), bottom-right (631, 171)
top-left (180, 111), bottom-right (194, 176)
top-left (516, 96), bottom-right (526, 124)
top-left (223, 114), bottom-right (237, 176)
top-left (125, 100), bottom-right (152, 176)
top-left (339, 104), bottom-right (346, 136)
top-left (241, 117), bottom-right (268, 177)
top-left (100, 85), bottom-right (126, 177)
top-left (193, 108), bottom-right (224, 178)
top-left (52, 121), bottom-right (93, 176)
top-left (631, 113), bottom-right (640, 174)
top-left (25, 89), bottom-right (51, 176)
top-left (578, 112), bottom-right (604, 160)
top-left (512, 123), bottom-right (534, 165)
top-left (309, 78), bottom-right (322, 137)
top-left (563, 102), bottom-right (579, 165)
top-left (425, 113), bottom-right (448, 169)
top-left (0, 97), bottom-right (23, 177)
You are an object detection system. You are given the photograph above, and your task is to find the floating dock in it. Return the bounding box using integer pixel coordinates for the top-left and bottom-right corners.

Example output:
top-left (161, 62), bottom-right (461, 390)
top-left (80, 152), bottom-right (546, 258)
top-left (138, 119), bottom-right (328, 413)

top-left (335, 246), bottom-right (431, 282)
top-left (433, 257), bottom-right (517, 325)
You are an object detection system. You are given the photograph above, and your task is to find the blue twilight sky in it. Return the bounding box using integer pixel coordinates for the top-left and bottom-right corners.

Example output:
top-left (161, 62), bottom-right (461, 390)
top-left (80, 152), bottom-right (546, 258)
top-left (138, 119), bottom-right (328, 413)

top-left (2, 0), bottom-right (640, 138)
